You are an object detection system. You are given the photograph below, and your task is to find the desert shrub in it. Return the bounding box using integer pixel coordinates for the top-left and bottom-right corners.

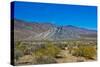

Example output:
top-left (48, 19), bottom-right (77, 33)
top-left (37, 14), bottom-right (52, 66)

top-left (14, 49), bottom-right (24, 60)
top-left (15, 41), bottom-right (25, 60)
top-left (32, 43), bottom-right (61, 57)
top-left (15, 41), bottom-right (31, 61)
top-left (31, 42), bottom-right (61, 64)
top-left (72, 45), bottom-right (96, 59)
top-left (16, 55), bottom-right (35, 65)
top-left (34, 56), bottom-right (57, 64)
top-left (15, 41), bottom-right (32, 55)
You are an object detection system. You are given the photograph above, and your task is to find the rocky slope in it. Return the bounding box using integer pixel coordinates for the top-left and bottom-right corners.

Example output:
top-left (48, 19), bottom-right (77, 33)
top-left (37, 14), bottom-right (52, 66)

top-left (13, 19), bottom-right (97, 41)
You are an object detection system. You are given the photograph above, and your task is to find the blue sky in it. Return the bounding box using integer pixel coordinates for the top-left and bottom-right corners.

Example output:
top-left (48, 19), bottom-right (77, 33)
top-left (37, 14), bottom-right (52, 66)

top-left (12, 1), bottom-right (97, 30)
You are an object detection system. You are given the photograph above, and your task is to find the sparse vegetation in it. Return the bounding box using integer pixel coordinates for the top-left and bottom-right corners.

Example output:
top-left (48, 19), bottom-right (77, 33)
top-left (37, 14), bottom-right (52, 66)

top-left (14, 40), bottom-right (97, 65)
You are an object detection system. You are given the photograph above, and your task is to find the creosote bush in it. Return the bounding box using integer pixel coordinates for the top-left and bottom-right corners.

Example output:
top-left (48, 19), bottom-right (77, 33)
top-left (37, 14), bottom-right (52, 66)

top-left (31, 42), bottom-right (61, 64)
top-left (72, 45), bottom-right (96, 59)
top-left (32, 42), bottom-right (61, 58)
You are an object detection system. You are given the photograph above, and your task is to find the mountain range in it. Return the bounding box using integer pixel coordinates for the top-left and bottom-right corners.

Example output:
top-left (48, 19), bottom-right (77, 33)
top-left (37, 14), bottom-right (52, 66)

top-left (13, 19), bottom-right (97, 41)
